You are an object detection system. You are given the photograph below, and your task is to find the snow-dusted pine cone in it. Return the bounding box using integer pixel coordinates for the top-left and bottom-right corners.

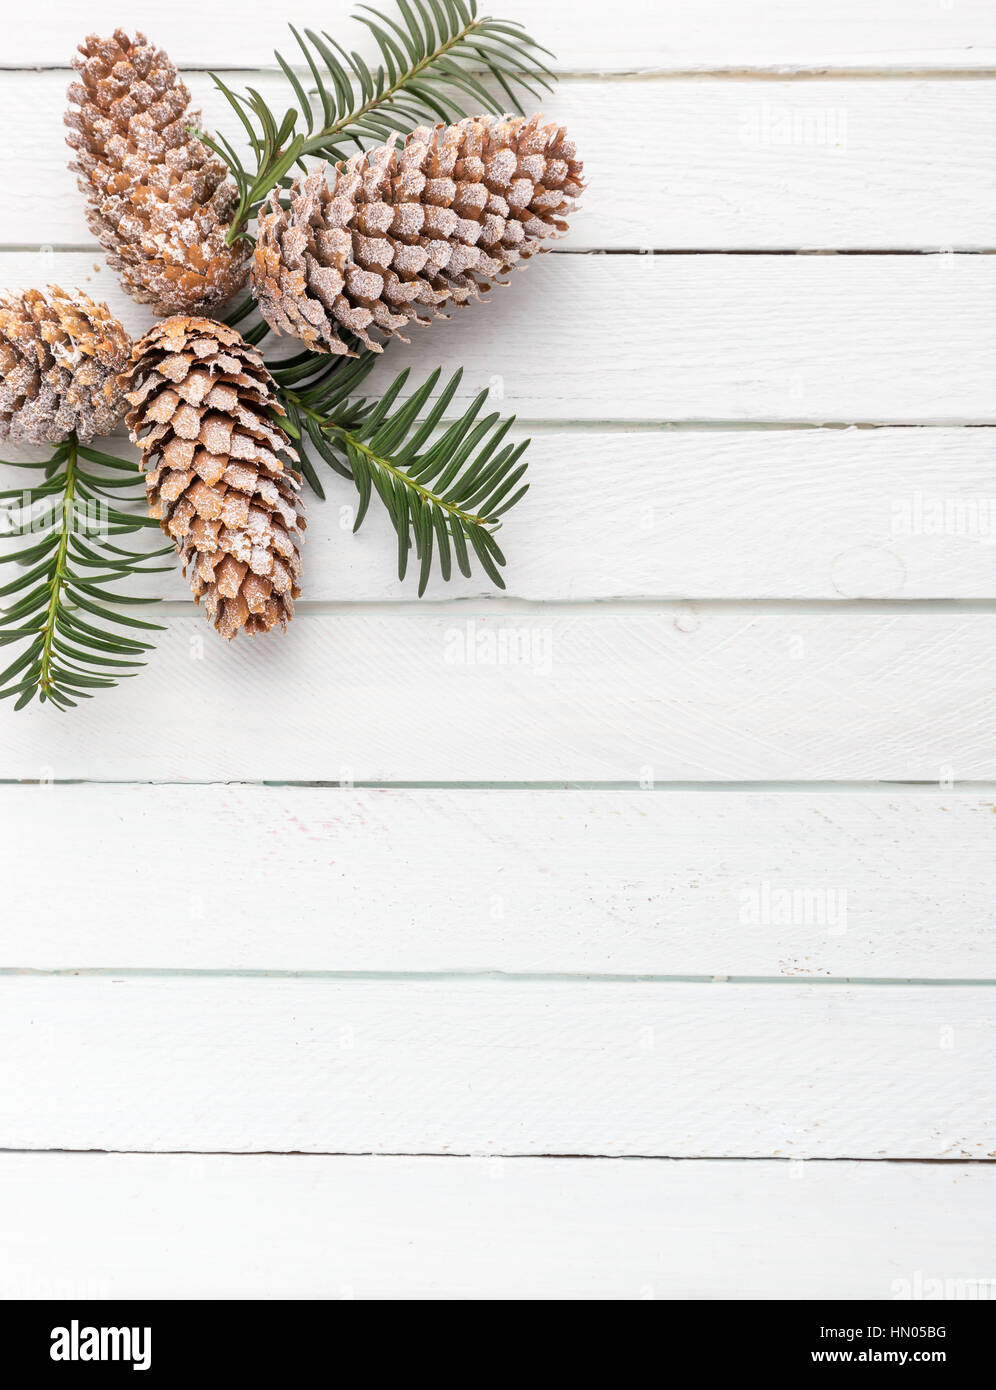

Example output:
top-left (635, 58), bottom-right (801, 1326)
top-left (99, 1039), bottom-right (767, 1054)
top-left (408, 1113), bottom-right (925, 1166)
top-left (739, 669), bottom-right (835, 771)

top-left (65, 29), bottom-right (248, 315)
top-left (123, 317), bottom-right (305, 640)
top-left (0, 286), bottom-right (131, 445)
top-left (251, 114), bottom-right (584, 355)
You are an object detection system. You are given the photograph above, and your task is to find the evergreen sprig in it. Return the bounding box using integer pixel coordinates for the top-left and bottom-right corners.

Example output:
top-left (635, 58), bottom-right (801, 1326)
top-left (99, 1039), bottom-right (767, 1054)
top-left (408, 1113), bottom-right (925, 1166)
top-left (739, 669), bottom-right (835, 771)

top-left (270, 347), bottom-right (379, 498)
top-left (199, 1), bottom-right (555, 243)
top-left (0, 439), bottom-right (169, 710)
top-left (278, 361), bottom-right (529, 594)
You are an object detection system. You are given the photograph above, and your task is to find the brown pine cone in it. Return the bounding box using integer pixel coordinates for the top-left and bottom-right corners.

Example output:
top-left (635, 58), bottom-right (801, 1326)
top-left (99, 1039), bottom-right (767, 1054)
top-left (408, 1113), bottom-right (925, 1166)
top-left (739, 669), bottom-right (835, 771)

top-left (251, 114), bottom-right (584, 355)
top-left (65, 29), bottom-right (248, 316)
top-left (0, 286), bottom-right (131, 445)
top-left (123, 317), bottom-right (305, 640)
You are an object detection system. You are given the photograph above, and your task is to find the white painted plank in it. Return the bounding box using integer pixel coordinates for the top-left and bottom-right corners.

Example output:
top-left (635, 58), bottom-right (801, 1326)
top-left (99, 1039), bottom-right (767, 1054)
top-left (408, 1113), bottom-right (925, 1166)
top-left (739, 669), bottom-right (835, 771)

top-left (7, 75), bottom-right (996, 251)
top-left (2, 252), bottom-right (994, 422)
top-left (3, 976), bottom-right (993, 1155)
top-left (4, 785), bottom-right (995, 977)
top-left (7, 0), bottom-right (996, 71)
top-left (1, 612), bottom-right (994, 782)
top-left (6, 427), bottom-right (996, 601)
top-left (2, 1151), bottom-right (993, 1299)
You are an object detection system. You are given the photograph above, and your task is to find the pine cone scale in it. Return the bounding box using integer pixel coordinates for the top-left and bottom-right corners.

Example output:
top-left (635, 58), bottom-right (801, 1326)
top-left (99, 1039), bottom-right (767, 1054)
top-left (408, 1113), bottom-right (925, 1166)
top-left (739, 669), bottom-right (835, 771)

top-left (66, 29), bottom-right (248, 316)
top-left (124, 317), bottom-right (305, 640)
top-left (251, 113), bottom-right (584, 355)
top-left (0, 287), bottom-right (131, 445)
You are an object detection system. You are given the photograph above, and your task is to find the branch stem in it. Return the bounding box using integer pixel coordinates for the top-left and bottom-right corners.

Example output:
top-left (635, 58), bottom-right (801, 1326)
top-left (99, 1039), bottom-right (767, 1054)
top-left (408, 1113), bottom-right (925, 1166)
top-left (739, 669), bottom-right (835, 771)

top-left (299, 15), bottom-right (482, 159)
top-left (323, 421), bottom-right (490, 528)
top-left (224, 13), bottom-right (487, 245)
top-left (38, 433), bottom-right (76, 698)
top-left (281, 385), bottom-right (491, 530)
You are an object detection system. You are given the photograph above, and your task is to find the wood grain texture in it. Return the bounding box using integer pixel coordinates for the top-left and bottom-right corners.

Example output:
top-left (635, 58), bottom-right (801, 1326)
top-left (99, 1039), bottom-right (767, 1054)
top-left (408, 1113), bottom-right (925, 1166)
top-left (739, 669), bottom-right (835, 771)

top-left (6, 0), bottom-right (995, 71)
top-left (3, 975), bottom-right (994, 1156)
top-left (2, 1152), bottom-right (993, 1300)
top-left (4, 785), bottom-right (995, 977)
top-left (6, 75), bottom-right (996, 250)
top-left (2, 612), bottom-right (994, 782)
top-left (3, 252), bottom-right (993, 423)
top-left (7, 427), bottom-right (996, 601)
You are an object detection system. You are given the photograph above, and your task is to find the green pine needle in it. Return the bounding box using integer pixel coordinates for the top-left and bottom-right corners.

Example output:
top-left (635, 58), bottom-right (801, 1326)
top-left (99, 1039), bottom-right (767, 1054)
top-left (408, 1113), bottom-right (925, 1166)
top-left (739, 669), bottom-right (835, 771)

top-left (283, 364), bottom-right (529, 596)
top-left (202, 0), bottom-right (556, 243)
top-left (0, 437), bottom-right (167, 711)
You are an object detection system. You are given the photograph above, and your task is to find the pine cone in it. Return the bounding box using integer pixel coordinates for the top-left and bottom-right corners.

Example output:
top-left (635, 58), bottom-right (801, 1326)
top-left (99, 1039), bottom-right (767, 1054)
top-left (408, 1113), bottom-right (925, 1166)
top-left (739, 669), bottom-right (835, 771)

top-left (0, 286), bottom-right (131, 445)
top-left (65, 29), bottom-right (248, 316)
top-left (123, 317), bottom-right (305, 640)
top-left (251, 114), bottom-right (584, 355)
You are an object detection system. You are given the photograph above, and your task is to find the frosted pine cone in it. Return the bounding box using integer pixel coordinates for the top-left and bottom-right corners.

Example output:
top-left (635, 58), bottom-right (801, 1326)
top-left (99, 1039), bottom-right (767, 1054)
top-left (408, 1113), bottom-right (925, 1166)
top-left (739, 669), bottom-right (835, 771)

top-left (66, 29), bottom-right (248, 315)
top-left (251, 114), bottom-right (584, 354)
top-left (123, 317), bottom-right (305, 640)
top-left (0, 286), bottom-right (131, 445)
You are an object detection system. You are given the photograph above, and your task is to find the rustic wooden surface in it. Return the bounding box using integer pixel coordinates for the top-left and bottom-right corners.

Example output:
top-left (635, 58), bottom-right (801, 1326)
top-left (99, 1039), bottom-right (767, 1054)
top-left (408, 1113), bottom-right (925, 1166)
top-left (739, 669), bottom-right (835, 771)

top-left (6, 1), bottom-right (996, 70)
top-left (7, 75), bottom-right (996, 250)
top-left (6, 785), bottom-right (995, 977)
top-left (3, 1153), bottom-right (993, 1301)
top-left (1, 0), bottom-right (994, 1299)
top-left (5, 975), bottom-right (995, 1157)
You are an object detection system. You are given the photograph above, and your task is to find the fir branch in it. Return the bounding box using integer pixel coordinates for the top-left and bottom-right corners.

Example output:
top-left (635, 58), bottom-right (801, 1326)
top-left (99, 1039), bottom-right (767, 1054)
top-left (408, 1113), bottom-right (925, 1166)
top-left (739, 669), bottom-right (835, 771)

top-left (200, 0), bottom-right (556, 244)
top-left (267, 345), bottom-right (378, 499)
top-left (0, 439), bottom-right (169, 711)
top-left (226, 324), bottom-right (531, 596)
top-left (285, 365), bottom-right (529, 595)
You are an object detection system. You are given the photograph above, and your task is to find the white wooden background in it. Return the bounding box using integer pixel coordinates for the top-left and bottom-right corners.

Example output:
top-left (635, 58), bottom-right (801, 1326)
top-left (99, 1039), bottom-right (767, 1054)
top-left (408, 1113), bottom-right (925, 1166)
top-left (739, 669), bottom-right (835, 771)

top-left (1, 0), bottom-right (995, 1300)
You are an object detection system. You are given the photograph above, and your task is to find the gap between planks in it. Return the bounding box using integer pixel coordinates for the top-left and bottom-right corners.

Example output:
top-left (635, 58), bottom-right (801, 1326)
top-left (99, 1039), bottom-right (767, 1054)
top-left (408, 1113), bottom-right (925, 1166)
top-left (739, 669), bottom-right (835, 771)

top-left (11, 421), bottom-right (996, 439)
top-left (2, 967), bottom-right (994, 987)
top-left (6, 778), bottom-right (996, 791)
top-left (141, 598), bottom-right (996, 617)
top-left (9, 66), bottom-right (996, 78)
top-left (1, 1149), bottom-right (991, 1163)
